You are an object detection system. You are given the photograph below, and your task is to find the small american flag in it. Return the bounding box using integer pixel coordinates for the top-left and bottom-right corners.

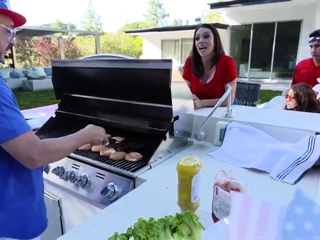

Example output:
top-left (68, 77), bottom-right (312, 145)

top-left (226, 190), bottom-right (320, 240)
top-left (281, 190), bottom-right (320, 240)
top-left (227, 192), bottom-right (284, 240)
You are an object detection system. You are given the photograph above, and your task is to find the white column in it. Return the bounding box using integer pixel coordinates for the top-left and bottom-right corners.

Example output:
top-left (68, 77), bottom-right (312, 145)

top-left (94, 34), bottom-right (101, 54)
top-left (58, 37), bottom-right (65, 59)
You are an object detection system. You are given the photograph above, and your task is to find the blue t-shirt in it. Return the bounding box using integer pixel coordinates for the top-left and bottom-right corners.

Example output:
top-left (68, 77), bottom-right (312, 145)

top-left (0, 79), bottom-right (47, 239)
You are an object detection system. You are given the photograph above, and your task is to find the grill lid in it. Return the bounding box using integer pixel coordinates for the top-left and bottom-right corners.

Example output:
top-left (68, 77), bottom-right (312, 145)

top-left (43, 58), bottom-right (175, 137)
top-left (51, 59), bottom-right (173, 106)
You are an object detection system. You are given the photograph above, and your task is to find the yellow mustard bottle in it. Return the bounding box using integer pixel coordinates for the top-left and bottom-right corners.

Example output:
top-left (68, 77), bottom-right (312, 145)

top-left (177, 156), bottom-right (202, 212)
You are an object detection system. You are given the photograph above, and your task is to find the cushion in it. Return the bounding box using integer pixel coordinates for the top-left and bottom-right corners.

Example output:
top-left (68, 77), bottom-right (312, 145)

top-left (0, 69), bottom-right (12, 79)
top-left (24, 69), bottom-right (45, 80)
top-left (44, 67), bottom-right (52, 76)
top-left (10, 71), bottom-right (22, 78)
top-left (23, 68), bottom-right (34, 77)
top-left (14, 68), bottom-right (27, 77)
top-left (27, 71), bottom-right (40, 80)
top-left (33, 67), bottom-right (47, 77)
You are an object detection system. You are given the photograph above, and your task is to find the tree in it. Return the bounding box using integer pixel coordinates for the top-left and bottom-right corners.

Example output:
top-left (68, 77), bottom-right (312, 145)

top-left (33, 38), bottom-right (58, 66)
top-left (99, 33), bottom-right (142, 58)
top-left (171, 18), bottom-right (183, 26)
top-left (42, 20), bottom-right (77, 30)
top-left (34, 38), bottom-right (82, 66)
top-left (201, 10), bottom-right (225, 24)
top-left (118, 21), bottom-right (153, 32)
top-left (75, 36), bottom-right (96, 57)
top-left (14, 37), bottom-right (38, 68)
top-left (81, 0), bottom-right (103, 32)
top-left (14, 19), bottom-right (82, 67)
top-left (51, 19), bottom-right (77, 30)
top-left (144, 0), bottom-right (169, 27)
top-left (63, 39), bottom-right (82, 60)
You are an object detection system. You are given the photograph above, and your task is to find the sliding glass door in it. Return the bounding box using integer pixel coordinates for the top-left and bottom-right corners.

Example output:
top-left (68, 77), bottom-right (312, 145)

top-left (230, 25), bottom-right (251, 78)
top-left (230, 20), bottom-right (301, 80)
top-left (250, 23), bottom-right (275, 79)
top-left (273, 21), bottom-right (301, 79)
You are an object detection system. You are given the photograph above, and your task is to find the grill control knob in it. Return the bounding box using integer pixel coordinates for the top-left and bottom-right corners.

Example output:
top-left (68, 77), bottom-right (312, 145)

top-left (61, 171), bottom-right (71, 181)
top-left (68, 171), bottom-right (77, 183)
top-left (100, 183), bottom-right (119, 200)
top-left (43, 164), bottom-right (51, 174)
top-left (51, 166), bottom-right (65, 177)
top-left (76, 174), bottom-right (90, 188)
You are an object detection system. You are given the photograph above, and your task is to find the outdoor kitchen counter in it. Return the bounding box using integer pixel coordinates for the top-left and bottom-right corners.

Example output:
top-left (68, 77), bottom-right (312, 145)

top-left (58, 140), bottom-right (320, 240)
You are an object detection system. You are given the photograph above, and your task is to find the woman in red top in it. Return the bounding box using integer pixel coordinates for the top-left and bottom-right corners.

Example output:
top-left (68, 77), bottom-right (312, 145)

top-left (182, 23), bottom-right (238, 109)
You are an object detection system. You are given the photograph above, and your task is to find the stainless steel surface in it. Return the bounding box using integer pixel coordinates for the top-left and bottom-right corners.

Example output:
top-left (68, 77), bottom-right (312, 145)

top-left (41, 191), bottom-right (64, 240)
top-left (171, 81), bottom-right (194, 138)
top-left (148, 135), bottom-right (193, 169)
top-left (195, 84), bottom-right (235, 141)
top-left (52, 58), bottom-right (172, 70)
top-left (43, 179), bottom-right (102, 233)
top-left (45, 158), bottom-right (134, 208)
top-left (44, 137), bottom-right (191, 209)
top-left (222, 87), bottom-right (236, 118)
top-left (79, 53), bottom-right (136, 60)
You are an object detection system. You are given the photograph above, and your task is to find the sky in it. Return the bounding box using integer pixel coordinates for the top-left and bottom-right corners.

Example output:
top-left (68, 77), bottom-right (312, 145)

top-left (10, 0), bottom-right (212, 32)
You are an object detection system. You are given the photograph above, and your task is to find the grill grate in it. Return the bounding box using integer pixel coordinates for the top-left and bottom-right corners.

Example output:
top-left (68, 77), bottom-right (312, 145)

top-left (73, 149), bottom-right (149, 173)
top-left (36, 123), bottom-right (162, 174)
top-left (95, 112), bottom-right (170, 132)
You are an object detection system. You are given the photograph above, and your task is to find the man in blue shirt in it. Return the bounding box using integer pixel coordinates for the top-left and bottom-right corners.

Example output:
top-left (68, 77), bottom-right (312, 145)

top-left (0, 3), bottom-right (108, 240)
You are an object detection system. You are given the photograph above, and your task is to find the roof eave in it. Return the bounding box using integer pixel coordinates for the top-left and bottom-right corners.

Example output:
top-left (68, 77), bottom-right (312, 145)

top-left (208, 0), bottom-right (291, 10)
top-left (124, 23), bottom-right (229, 34)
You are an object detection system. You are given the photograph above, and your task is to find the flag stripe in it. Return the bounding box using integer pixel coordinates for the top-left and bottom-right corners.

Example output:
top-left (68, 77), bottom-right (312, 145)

top-left (253, 200), bottom-right (271, 239)
top-left (228, 192), bottom-right (284, 240)
top-left (228, 193), bottom-right (245, 240)
top-left (236, 194), bottom-right (253, 239)
top-left (246, 196), bottom-right (263, 240)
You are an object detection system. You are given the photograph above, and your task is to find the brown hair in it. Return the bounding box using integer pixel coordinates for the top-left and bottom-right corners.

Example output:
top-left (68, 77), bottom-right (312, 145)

top-left (190, 24), bottom-right (225, 79)
top-left (286, 83), bottom-right (320, 113)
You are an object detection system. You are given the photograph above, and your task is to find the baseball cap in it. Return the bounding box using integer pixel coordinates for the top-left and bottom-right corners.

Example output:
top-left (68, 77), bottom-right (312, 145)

top-left (0, 0), bottom-right (26, 28)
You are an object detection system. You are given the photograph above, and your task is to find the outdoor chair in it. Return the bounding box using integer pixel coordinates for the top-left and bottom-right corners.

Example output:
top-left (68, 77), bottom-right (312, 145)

top-left (235, 81), bottom-right (261, 107)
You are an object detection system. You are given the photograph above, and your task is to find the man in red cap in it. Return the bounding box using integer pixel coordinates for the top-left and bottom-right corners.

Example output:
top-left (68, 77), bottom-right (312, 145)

top-left (0, 2), bottom-right (108, 240)
top-left (290, 29), bottom-right (320, 87)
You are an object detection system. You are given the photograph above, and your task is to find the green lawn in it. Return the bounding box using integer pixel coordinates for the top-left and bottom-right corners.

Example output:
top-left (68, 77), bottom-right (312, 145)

top-left (259, 90), bottom-right (282, 104)
top-left (13, 89), bottom-right (58, 110)
top-left (13, 89), bottom-right (282, 110)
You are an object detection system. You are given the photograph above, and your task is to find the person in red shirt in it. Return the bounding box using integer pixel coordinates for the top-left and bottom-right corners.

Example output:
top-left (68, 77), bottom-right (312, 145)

top-left (291, 29), bottom-right (320, 87)
top-left (182, 23), bottom-right (237, 109)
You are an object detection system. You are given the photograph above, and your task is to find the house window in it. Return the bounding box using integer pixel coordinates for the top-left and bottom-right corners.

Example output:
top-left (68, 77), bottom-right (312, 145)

top-left (181, 39), bottom-right (193, 64)
top-left (161, 38), bottom-right (193, 67)
top-left (162, 40), bottom-right (180, 66)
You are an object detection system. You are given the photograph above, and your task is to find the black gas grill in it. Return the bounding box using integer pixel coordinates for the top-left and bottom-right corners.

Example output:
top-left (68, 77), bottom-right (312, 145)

top-left (36, 58), bottom-right (174, 177)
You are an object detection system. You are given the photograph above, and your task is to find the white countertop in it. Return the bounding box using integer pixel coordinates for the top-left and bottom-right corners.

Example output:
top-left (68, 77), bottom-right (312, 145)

top-left (195, 105), bottom-right (320, 133)
top-left (58, 141), bottom-right (320, 240)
